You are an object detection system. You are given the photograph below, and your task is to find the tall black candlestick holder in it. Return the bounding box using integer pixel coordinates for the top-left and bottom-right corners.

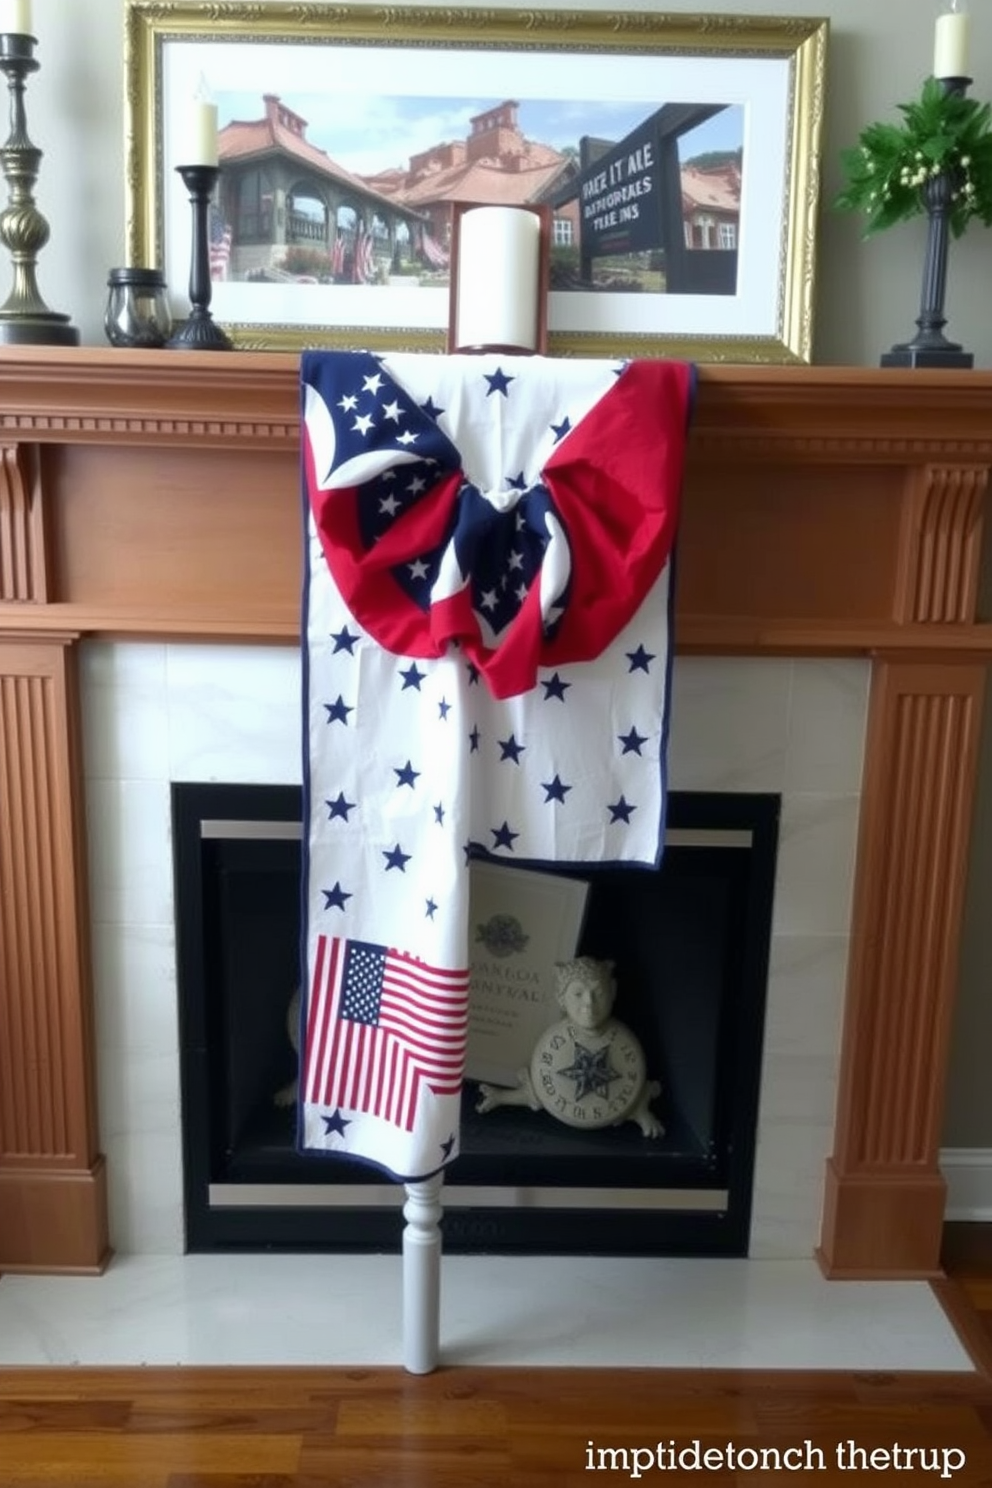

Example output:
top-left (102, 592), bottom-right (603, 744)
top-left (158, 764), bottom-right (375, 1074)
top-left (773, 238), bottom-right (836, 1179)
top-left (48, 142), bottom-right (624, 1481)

top-left (881, 77), bottom-right (974, 369)
top-left (167, 163), bottom-right (233, 351)
top-left (0, 32), bottom-right (78, 346)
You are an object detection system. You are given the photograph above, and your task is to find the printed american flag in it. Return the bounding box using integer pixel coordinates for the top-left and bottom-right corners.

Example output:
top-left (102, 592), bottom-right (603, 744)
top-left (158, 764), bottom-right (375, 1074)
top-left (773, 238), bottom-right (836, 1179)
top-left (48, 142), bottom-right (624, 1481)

top-left (353, 225), bottom-right (376, 284)
top-left (418, 226), bottom-right (449, 269)
top-left (209, 216), bottom-right (232, 281)
top-left (331, 232), bottom-right (346, 278)
top-left (298, 351), bottom-right (693, 1180)
top-left (304, 936), bottom-right (468, 1131)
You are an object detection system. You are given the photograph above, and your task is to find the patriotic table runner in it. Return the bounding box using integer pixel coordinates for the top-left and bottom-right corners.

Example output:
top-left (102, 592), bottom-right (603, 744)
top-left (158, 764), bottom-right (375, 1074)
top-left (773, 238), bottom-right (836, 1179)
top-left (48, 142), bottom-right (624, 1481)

top-left (299, 351), bottom-right (693, 1181)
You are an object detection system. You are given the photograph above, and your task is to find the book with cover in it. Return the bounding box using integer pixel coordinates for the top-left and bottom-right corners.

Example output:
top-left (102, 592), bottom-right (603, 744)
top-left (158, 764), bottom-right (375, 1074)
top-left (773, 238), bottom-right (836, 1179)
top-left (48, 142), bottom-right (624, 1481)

top-left (465, 861), bottom-right (590, 1086)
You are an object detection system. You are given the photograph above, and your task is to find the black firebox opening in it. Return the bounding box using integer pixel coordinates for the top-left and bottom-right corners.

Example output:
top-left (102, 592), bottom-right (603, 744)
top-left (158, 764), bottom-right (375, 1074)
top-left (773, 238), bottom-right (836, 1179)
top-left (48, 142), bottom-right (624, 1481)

top-left (173, 784), bottom-right (778, 1257)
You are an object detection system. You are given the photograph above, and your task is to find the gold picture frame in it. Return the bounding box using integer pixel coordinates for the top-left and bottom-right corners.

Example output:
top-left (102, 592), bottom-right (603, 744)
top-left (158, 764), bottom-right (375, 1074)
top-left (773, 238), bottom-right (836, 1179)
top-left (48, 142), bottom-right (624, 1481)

top-left (124, 2), bottom-right (827, 362)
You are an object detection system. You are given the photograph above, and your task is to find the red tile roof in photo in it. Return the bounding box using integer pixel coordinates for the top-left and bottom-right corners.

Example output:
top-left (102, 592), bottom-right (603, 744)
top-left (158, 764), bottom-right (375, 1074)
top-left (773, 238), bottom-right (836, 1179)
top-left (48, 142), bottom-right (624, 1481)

top-left (218, 96), bottom-right (399, 213)
top-left (389, 158), bottom-right (568, 208)
top-left (377, 100), bottom-right (569, 209)
top-left (680, 164), bottom-right (741, 216)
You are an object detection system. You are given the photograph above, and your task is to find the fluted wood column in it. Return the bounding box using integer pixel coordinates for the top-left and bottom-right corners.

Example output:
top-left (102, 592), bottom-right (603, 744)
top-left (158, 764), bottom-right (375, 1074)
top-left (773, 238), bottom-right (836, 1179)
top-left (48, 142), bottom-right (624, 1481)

top-left (819, 463), bottom-right (989, 1278)
top-left (0, 442), bottom-right (108, 1273)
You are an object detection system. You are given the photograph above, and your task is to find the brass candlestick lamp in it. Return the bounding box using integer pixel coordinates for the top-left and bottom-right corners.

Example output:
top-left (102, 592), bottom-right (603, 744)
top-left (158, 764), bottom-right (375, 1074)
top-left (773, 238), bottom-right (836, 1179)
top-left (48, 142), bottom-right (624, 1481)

top-left (0, 18), bottom-right (78, 346)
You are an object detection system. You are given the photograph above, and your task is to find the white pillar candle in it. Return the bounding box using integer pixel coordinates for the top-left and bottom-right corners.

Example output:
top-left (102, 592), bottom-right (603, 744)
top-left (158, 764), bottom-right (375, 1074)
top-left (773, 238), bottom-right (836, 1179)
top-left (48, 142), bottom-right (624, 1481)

top-left (0, 0), bottom-right (32, 35)
top-left (934, 5), bottom-right (970, 78)
top-left (181, 99), bottom-right (219, 168)
top-left (455, 206), bottom-right (541, 351)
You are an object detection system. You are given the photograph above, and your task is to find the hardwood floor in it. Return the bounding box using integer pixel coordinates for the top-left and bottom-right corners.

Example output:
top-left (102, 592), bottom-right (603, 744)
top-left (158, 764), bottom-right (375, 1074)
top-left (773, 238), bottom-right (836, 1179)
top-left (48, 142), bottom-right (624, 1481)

top-left (3, 1365), bottom-right (992, 1487)
top-left (1, 1227), bottom-right (992, 1488)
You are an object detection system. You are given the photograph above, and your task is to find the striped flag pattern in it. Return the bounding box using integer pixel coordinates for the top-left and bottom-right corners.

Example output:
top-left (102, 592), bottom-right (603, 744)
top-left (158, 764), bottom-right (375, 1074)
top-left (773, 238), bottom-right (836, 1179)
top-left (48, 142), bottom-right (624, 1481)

top-left (331, 233), bottom-right (346, 278)
top-left (354, 224), bottom-right (376, 283)
top-left (304, 935), bottom-right (469, 1132)
top-left (418, 228), bottom-right (449, 268)
top-left (209, 218), bottom-right (233, 280)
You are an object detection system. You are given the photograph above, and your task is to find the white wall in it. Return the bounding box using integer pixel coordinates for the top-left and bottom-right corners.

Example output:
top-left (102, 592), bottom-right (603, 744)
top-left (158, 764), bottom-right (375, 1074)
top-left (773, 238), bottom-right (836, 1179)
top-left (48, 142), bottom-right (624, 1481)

top-left (25, 0), bottom-right (992, 364)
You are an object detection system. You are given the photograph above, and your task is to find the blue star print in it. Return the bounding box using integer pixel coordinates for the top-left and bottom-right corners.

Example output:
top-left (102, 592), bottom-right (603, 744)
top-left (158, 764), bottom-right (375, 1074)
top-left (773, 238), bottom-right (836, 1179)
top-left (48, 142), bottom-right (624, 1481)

top-left (499, 734), bottom-right (525, 763)
top-left (618, 727), bottom-right (649, 755)
top-left (484, 368), bottom-right (514, 397)
top-left (324, 695), bottom-right (352, 725)
top-left (400, 663), bottom-right (426, 691)
top-left (326, 793), bottom-right (356, 821)
top-left (323, 882), bottom-right (352, 911)
top-left (330, 626), bottom-right (359, 654)
top-left (626, 644), bottom-right (656, 674)
top-left (542, 672), bottom-right (571, 701)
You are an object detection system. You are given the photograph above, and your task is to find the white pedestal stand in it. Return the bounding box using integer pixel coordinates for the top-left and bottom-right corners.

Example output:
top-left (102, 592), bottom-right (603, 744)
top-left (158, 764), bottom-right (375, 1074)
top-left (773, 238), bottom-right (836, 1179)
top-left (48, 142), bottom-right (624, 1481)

top-left (402, 1173), bottom-right (443, 1373)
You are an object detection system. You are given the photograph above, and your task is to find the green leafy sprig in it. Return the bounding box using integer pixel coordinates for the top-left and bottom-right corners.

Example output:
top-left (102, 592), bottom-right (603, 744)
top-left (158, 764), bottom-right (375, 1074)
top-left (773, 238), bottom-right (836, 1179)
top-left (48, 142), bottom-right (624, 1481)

top-left (836, 77), bottom-right (992, 238)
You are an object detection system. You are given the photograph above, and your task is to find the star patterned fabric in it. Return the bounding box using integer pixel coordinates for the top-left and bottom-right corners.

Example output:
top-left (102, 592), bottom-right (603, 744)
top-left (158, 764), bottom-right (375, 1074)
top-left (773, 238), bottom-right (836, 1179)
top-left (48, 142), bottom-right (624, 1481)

top-left (298, 351), bottom-right (693, 1181)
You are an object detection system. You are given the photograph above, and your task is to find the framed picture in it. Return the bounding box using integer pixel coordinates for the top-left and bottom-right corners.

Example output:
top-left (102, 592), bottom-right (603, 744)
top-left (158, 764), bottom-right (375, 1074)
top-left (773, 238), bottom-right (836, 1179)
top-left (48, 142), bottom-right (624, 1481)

top-left (124, 3), bottom-right (827, 362)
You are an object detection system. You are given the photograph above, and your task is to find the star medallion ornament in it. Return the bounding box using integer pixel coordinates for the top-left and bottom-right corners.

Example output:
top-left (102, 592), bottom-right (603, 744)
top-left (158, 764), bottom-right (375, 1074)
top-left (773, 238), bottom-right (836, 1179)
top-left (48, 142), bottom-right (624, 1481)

top-left (558, 1041), bottom-right (622, 1102)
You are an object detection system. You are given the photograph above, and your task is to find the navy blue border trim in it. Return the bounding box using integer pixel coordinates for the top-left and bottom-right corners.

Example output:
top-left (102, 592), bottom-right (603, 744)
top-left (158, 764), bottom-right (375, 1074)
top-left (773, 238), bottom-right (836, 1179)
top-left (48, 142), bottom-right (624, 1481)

top-left (653, 359), bottom-right (695, 868)
top-left (295, 366), bottom-right (315, 1164)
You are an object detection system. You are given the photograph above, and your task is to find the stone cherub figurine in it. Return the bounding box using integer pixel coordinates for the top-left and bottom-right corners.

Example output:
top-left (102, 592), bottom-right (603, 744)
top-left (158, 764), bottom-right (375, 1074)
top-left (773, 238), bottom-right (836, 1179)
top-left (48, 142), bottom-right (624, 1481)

top-left (476, 956), bottom-right (663, 1137)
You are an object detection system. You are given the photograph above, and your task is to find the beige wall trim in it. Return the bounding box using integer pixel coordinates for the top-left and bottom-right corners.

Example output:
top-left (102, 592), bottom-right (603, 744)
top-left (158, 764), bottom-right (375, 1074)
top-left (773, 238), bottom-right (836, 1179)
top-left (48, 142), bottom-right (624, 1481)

top-left (941, 1149), bottom-right (992, 1222)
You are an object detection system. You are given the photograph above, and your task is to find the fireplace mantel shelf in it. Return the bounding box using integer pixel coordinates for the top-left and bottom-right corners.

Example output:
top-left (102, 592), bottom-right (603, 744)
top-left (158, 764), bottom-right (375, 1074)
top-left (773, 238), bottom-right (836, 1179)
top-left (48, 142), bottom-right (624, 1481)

top-left (1, 346), bottom-right (991, 1281)
top-left (2, 348), bottom-right (992, 653)
top-left (1, 349), bottom-right (992, 458)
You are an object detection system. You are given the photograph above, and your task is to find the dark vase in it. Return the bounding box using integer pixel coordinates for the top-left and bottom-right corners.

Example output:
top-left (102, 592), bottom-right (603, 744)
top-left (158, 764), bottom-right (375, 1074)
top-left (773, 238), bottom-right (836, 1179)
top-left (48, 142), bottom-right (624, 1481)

top-left (104, 267), bottom-right (172, 348)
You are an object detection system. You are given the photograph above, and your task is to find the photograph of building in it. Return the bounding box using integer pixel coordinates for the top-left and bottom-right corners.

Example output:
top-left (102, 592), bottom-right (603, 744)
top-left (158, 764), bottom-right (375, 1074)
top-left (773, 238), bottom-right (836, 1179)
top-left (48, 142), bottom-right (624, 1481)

top-left (212, 92), bottom-right (742, 295)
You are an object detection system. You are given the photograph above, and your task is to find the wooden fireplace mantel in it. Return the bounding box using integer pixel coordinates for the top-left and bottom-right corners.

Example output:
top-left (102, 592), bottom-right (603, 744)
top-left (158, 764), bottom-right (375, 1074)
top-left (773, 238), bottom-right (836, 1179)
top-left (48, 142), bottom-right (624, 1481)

top-left (2, 347), bottom-right (991, 1277)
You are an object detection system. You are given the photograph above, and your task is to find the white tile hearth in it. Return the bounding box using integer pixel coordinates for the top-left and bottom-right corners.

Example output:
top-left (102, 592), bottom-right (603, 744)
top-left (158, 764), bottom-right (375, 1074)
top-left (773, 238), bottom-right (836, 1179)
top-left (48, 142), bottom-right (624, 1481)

top-left (0, 1255), bottom-right (970, 1372)
top-left (78, 644), bottom-right (868, 1268)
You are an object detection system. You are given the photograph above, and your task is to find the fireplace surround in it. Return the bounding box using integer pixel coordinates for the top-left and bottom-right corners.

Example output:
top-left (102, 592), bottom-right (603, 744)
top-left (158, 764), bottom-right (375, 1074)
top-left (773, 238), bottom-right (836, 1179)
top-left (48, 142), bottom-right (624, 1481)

top-left (81, 640), bottom-right (860, 1266)
top-left (0, 349), bottom-right (990, 1281)
top-left (171, 781), bottom-right (779, 1257)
